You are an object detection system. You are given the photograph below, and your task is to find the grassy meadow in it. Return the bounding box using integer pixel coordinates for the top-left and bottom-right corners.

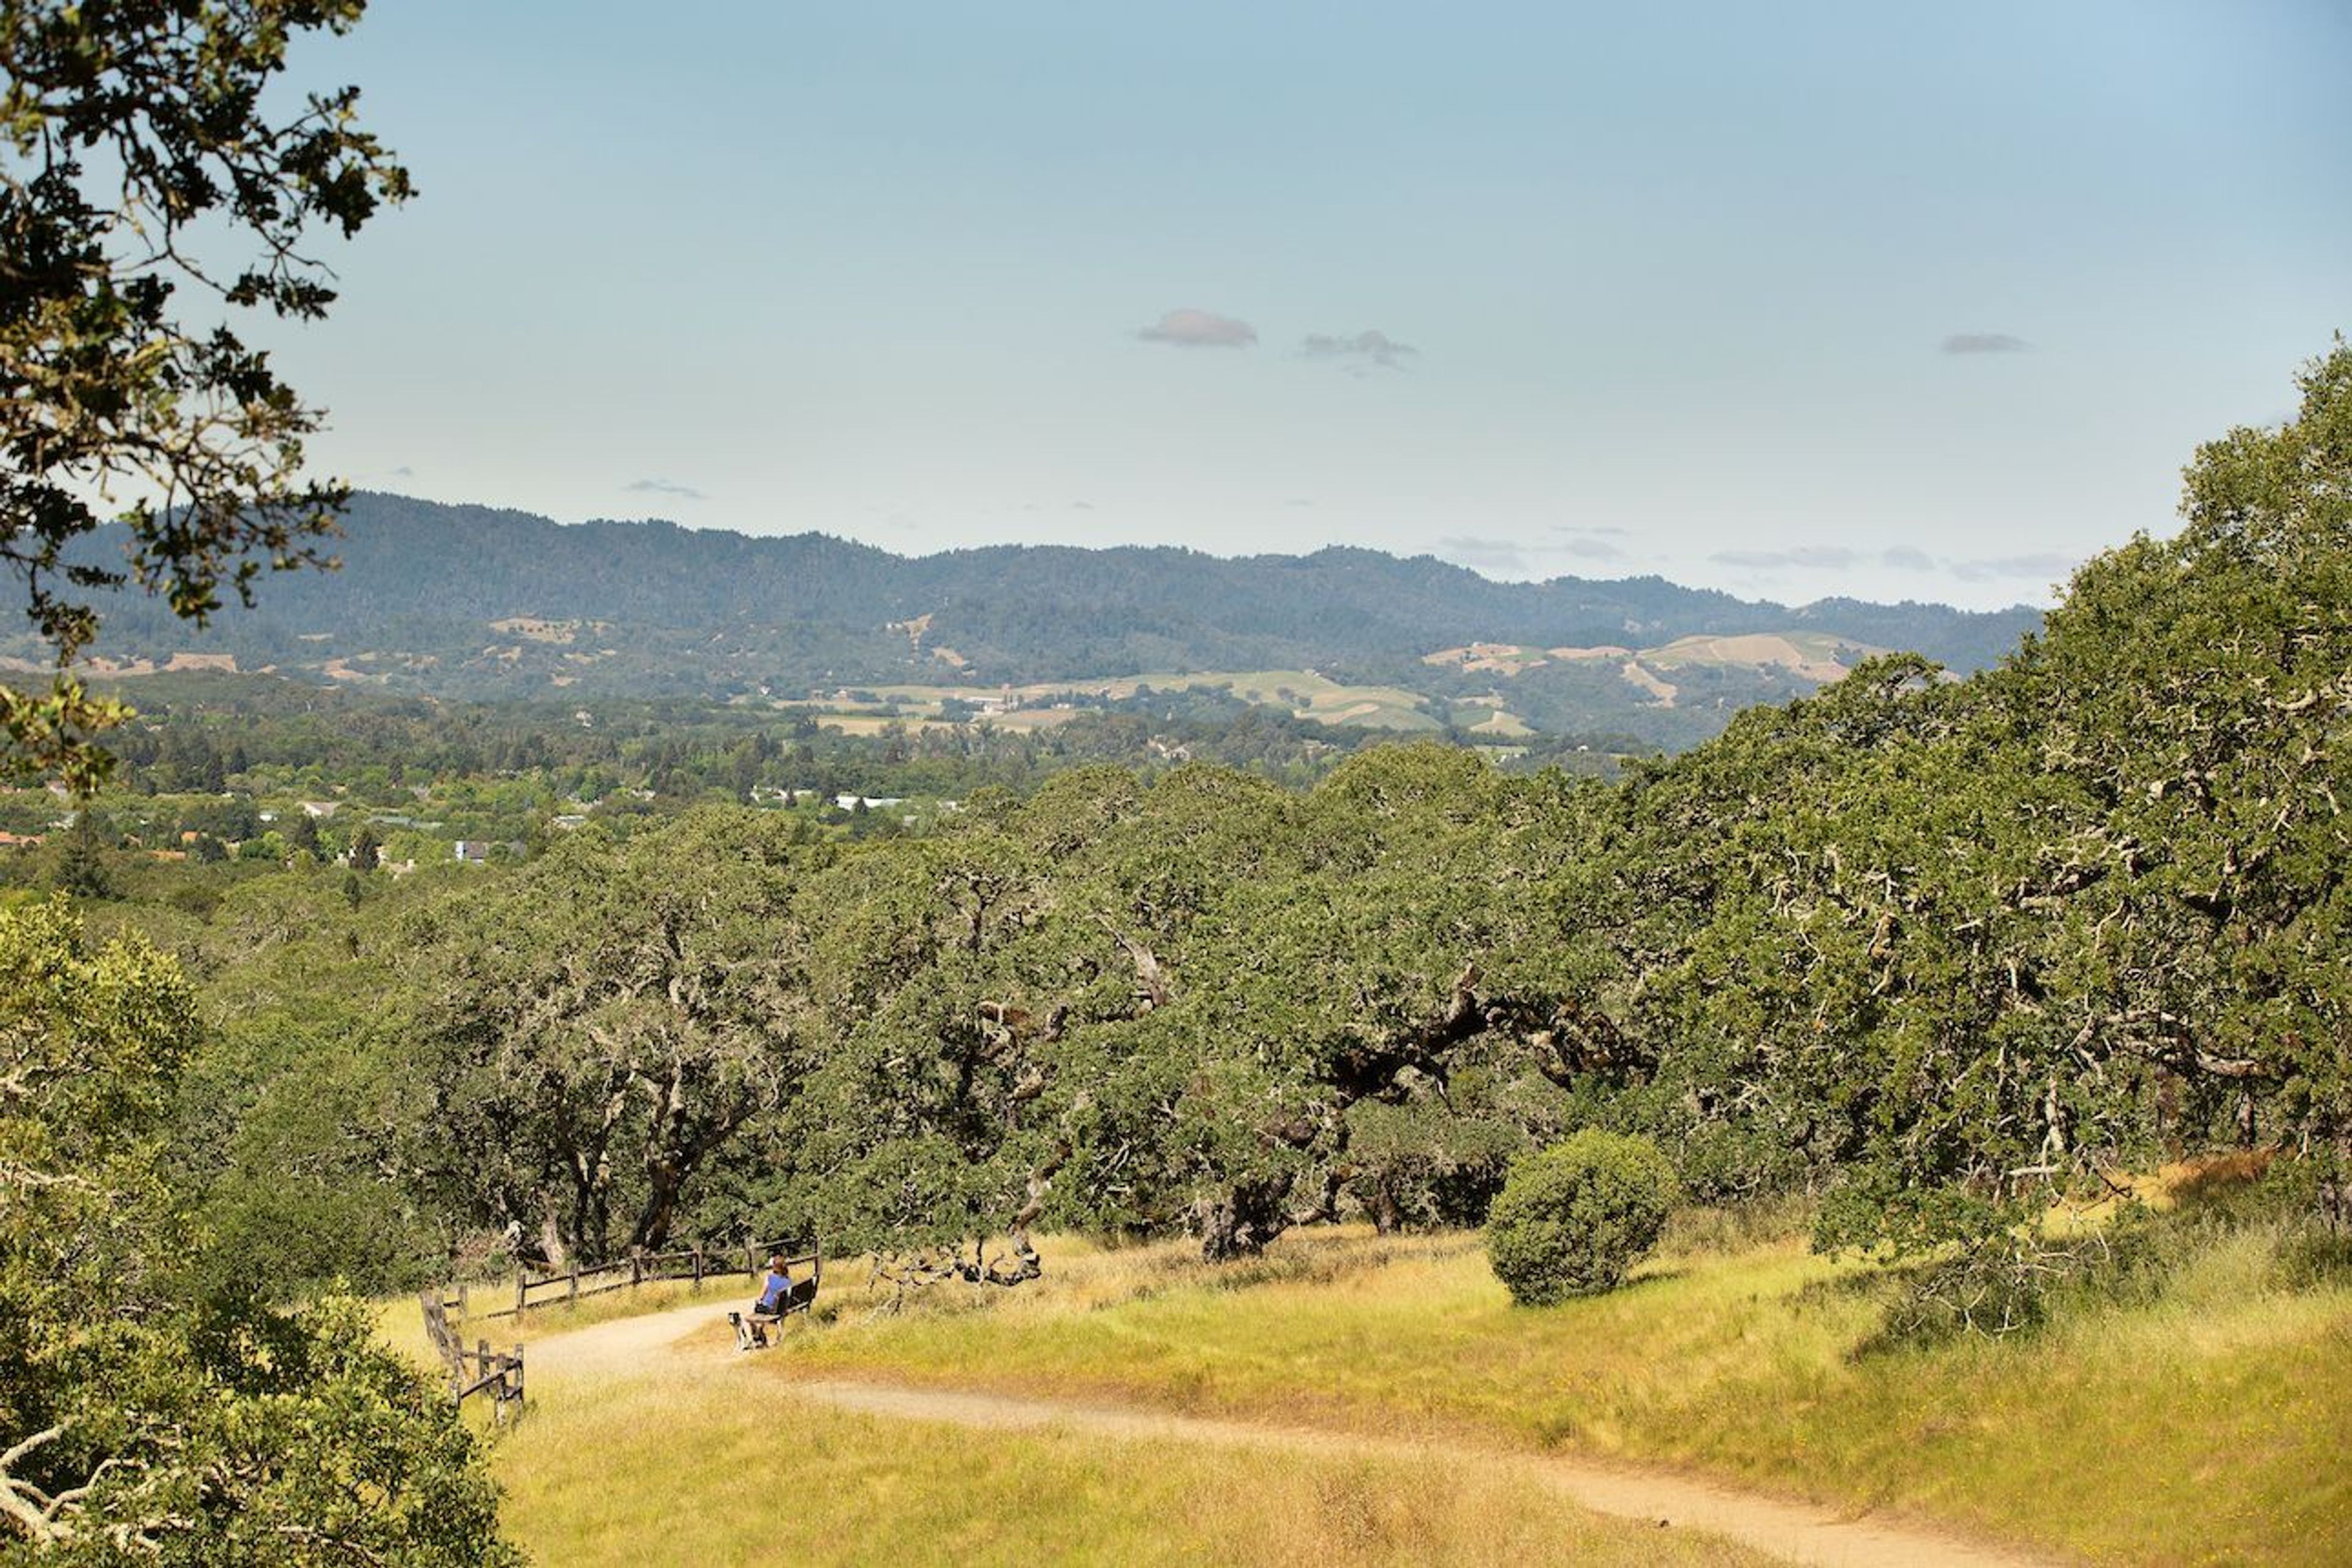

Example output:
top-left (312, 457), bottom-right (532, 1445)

top-left (845, 668), bottom-right (1447, 732)
top-left (403, 1191), bottom-right (2351, 1566)
top-left (490, 1373), bottom-right (1771, 1567)
top-left (460, 1247), bottom-right (1771, 1564)
top-left (752, 1216), bottom-right (2348, 1565)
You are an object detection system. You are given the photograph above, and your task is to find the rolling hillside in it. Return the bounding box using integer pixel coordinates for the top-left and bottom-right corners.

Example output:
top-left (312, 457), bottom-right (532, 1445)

top-left (47, 493), bottom-right (2045, 747)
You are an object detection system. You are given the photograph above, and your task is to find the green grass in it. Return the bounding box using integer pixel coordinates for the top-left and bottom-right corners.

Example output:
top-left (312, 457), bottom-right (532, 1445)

top-left (763, 1222), bottom-right (2351, 1566)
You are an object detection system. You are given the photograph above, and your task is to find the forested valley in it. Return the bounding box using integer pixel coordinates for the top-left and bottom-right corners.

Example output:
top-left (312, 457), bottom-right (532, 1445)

top-left (6, 1), bottom-right (2342, 1557)
top-left (13, 344), bottom-right (2346, 1322)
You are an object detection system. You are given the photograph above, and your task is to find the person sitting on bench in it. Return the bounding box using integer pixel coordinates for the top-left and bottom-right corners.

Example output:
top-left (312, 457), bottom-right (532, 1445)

top-left (752, 1254), bottom-right (793, 1317)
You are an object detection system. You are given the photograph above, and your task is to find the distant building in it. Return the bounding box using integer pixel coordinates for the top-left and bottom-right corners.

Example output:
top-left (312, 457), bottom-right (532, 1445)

top-left (453, 840), bottom-right (491, 864)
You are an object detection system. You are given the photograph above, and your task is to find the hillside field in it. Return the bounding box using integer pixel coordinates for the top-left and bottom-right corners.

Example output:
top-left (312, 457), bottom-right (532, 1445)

top-left (848, 668), bottom-right (1447, 732)
top-left (424, 1201), bottom-right (2351, 1567)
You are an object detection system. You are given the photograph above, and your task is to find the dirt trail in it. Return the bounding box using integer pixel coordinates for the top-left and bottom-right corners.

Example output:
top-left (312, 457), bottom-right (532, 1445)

top-left (524, 1300), bottom-right (735, 1375)
top-left (529, 1308), bottom-right (2056, 1568)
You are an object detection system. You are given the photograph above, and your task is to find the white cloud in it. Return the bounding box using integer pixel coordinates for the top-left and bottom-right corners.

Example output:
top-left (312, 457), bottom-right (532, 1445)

top-left (627, 477), bottom-right (706, 500)
top-left (1136, 308), bottom-right (1257, 348)
top-left (1942, 332), bottom-right (2030, 355)
top-left (1711, 546), bottom-right (1861, 570)
top-left (1302, 329), bottom-right (1417, 369)
top-left (1950, 552), bottom-right (2076, 582)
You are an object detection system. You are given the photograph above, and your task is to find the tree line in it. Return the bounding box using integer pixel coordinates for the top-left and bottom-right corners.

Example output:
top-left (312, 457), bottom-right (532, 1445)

top-left (12, 338), bottom-right (2345, 1553)
top-left (11, 0), bottom-right (2324, 1554)
top-left (115, 342), bottom-right (2345, 1303)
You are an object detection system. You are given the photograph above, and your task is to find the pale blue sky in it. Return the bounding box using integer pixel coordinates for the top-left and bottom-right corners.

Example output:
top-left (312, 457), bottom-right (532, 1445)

top-left (267, 1), bottom-right (2350, 609)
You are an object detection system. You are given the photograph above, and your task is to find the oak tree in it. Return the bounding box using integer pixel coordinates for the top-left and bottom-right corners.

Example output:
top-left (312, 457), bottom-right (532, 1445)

top-left (1, 0), bottom-right (409, 788)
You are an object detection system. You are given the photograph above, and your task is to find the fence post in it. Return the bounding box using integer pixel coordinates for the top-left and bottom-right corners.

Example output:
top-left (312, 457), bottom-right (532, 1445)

top-left (693, 1245), bottom-right (703, 1286)
top-left (456, 1282), bottom-right (469, 1320)
top-left (631, 1252), bottom-right (643, 1287)
top-left (515, 1273), bottom-right (526, 1314)
top-left (568, 1267), bottom-right (579, 1304)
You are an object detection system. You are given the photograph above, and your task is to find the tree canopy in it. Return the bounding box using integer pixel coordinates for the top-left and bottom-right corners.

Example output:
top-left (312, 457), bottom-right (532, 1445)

top-left (1, 0), bottom-right (408, 788)
top-left (378, 342), bottom-right (2352, 1287)
top-left (0, 899), bottom-right (511, 1561)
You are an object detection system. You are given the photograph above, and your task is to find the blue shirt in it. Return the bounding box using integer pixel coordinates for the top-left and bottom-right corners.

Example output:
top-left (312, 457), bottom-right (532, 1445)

top-left (756, 1268), bottom-right (792, 1311)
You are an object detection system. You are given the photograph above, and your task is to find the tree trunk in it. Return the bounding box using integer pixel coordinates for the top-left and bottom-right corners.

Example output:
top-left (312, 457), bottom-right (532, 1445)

top-left (1195, 1175), bottom-right (1295, 1261)
top-left (1371, 1176), bottom-right (1403, 1235)
top-left (537, 1211), bottom-right (569, 1272)
top-left (628, 1167), bottom-right (680, 1257)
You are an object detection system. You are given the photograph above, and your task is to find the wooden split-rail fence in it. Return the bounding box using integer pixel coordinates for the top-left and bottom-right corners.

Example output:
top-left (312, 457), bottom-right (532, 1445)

top-left (481, 1238), bottom-right (815, 1319)
top-left (421, 1237), bottom-right (820, 1415)
top-left (419, 1286), bottom-right (524, 1420)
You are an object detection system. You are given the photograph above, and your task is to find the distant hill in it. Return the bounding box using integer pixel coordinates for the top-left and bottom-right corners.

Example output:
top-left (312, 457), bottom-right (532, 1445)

top-left (45, 493), bottom-right (2045, 748)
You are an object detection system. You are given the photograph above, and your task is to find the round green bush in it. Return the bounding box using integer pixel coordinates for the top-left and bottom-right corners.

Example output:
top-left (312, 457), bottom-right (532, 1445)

top-left (1485, 1131), bottom-right (1679, 1305)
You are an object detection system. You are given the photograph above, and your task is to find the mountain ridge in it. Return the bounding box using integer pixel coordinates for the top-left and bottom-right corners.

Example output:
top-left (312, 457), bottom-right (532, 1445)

top-left (51, 493), bottom-right (2048, 748)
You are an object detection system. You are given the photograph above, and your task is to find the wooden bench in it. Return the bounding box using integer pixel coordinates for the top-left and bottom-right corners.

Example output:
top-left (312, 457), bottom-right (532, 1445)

top-left (420, 1288), bottom-right (526, 1420)
top-left (727, 1245), bottom-right (823, 1350)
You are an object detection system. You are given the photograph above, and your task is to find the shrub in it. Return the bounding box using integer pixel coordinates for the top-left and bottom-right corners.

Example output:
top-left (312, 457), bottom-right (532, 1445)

top-left (1485, 1131), bottom-right (1678, 1305)
top-left (1869, 1174), bottom-right (2352, 1350)
top-left (1874, 1235), bottom-right (2071, 1344)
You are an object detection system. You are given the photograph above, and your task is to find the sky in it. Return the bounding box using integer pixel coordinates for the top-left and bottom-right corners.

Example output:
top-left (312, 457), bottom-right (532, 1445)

top-left (258, 1), bottom-right (2351, 611)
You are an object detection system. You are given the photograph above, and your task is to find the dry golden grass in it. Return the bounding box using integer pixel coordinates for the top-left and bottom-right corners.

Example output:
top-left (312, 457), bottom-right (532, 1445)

top-left (765, 1219), bottom-right (2351, 1566)
top-left (375, 1275), bottom-right (763, 1370)
top-left (487, 1297), bottom-right (1771, 1567)
top-left (380, 1182), bottom-right (2348, 1565)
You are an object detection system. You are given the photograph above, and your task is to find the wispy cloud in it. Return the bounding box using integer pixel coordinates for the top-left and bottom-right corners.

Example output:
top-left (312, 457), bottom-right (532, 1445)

top-left (1711, 546), bottom-right (1861, 570)
top-left (1941, 332), bottom-right (2030, 355)
top-left (391, 464), bottom-right (415, 478)
top-left (627, 477), bottom-right (706, 500)
top-left (1302, 329), bottom-right (1417, 371)
top-left (1714, 543), bottom-right (2066, 583)
top-left (1950, 552), bottom-right (2075, 582)
top-left (1554, 523), bottom-right (1628, 538)
top-left (1559, 536), bottom-right (1625, 562)
top-left (1136, 308), bottom-right (1257, 348)
top-left (1435, 535), bottom-right (1529, 574)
